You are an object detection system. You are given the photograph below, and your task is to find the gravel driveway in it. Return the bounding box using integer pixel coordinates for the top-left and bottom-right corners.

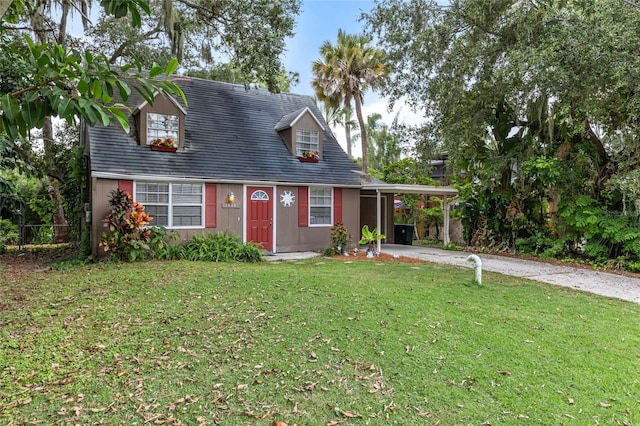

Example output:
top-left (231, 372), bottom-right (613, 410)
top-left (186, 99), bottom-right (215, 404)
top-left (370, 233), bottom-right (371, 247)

top-left (382, 245), bottom-right (640, 304)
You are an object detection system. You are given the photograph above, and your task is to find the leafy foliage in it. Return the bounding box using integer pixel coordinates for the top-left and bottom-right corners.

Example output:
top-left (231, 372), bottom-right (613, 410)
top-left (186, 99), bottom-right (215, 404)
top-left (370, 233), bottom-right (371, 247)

top-left (312, 30), bottom-right (387, 170)
top-left (358, 224), bottom-right (386, 253)
top-left (178, 232), bottom-right (262, 262)
top-left (99, 189), bottom-right (153, 261)
top-left (0, 218), bottom-right (18, 253)
top-left (329, 222), bottom-right (351, 254)
top-left (365, 0), bottom-right (640, 268)
top-left (0, 33), bottom-right (185, 140)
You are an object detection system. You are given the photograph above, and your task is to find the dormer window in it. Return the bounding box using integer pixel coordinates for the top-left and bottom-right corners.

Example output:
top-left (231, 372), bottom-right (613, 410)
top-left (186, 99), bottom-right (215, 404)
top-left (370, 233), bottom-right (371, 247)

top-left (295, 129), bottom-right (319, 157)
top-left (147, 113), bottom-right (179, 145)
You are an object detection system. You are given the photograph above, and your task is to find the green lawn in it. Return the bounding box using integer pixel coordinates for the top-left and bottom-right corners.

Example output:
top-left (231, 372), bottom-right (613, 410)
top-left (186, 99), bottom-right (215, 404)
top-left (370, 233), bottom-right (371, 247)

top-left (1, 258), bottom-right (639, 425)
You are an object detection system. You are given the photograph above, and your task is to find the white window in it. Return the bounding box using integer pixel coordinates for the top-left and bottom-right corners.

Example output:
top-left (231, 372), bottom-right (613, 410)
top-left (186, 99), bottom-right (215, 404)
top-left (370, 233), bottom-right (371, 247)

top-left (135, 182), bottom-right (203, 228)
top-left (147, 113), bottom-right (179, 145)
top-left (295, 129), bottom-right (319, 156)
top-left (309, 187), bottom-right (332, 226)
top-left (251, 190), bottom-right (269, 201)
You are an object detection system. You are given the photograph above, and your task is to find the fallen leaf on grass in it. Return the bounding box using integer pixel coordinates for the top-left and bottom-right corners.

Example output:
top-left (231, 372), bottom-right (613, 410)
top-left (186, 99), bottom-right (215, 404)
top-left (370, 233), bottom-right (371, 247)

top-left (498, 371), bottom-right (511, 376)
top-left (413, 406), bottom-right (431, 416)
top-left (327, 420), bottom-right (345, 426)
top-left (599, 402), bottom-right (612, 408)
top-left (273, 422), bottom-right (288, 426)
top-left (568, 398), bottom-right (574, 405)
top-left (341, 410), bottom-right (362, 418)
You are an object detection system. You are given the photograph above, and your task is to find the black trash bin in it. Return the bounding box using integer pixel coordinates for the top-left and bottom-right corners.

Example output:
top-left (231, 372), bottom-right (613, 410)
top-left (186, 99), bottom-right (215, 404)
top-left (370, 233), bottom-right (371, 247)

top-left (394, 224), bottom-right (414, 245)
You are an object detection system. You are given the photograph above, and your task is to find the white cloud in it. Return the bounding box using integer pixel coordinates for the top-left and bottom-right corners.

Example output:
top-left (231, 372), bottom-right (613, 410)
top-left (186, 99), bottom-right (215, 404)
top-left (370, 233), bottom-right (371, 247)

top-left (331, 94), bottom-right (426, 158)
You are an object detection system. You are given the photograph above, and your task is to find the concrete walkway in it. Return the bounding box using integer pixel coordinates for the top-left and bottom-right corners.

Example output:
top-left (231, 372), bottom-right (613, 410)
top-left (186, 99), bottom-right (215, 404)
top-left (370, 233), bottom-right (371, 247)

top-left (266, 245), bottom-right (640, 304)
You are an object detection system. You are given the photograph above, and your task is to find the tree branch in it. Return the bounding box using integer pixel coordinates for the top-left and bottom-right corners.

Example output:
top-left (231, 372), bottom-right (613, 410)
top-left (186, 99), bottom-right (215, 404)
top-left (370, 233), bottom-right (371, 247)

top-left (108, 25), bottom-right (163, 64)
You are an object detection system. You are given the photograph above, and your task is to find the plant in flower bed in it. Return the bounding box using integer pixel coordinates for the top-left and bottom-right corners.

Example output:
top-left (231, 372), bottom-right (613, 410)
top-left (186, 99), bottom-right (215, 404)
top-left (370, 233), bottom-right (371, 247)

top-left (1, 260), bottom-right (638, 425)
top-left (329, 222), bottom-right (351, 254)
top-left (151, 137), bottom-right (175, 147)
top-left (359, 224), bottom-right (386, 256)
top-left (99, 189), bottom-right (153, 261)
top-left (178, 231), bottom-right (262, 262)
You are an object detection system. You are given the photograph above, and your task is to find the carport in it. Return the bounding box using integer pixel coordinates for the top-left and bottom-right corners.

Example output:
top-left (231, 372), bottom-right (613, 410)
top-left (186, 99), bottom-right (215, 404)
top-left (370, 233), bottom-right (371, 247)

top-left (361, 183), bottom-right (459, 253)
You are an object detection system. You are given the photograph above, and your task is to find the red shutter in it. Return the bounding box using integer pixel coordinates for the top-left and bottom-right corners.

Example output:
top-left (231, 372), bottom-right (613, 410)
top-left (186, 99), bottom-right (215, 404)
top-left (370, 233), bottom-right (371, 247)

top-left (333, 188), bottom-right (343, 224)
top-left (298, 186), bottom-right (308, 227)
top-left (118, 180), bottom-right (133, 196)
top-left (205, 183), bottom-right (217, 228)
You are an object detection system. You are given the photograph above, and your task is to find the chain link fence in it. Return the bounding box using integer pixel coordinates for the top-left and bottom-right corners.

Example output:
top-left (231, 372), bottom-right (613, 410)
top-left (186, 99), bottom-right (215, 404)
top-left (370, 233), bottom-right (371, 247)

top-left (17, 224), bottom-right (73, 248)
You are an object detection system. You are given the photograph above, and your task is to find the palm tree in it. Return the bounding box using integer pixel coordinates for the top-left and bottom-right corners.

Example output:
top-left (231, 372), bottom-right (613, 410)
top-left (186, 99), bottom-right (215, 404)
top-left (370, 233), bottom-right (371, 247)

top-left (311, 29), bottom-right (386, 171)
top-left (353, 112), bottom-right (401, 171)
top-left (312, 98), bottom-right (359, 155)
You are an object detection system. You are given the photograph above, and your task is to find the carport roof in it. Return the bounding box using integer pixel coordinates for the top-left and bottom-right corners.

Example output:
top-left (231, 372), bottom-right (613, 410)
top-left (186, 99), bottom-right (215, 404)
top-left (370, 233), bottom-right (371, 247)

top-left (361, 183), bottom-right (458, 197)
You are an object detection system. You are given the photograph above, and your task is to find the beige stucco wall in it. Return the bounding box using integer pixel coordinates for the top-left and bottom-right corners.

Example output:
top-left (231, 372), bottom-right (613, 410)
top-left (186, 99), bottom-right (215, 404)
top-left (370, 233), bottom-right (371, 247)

top-left (91, 177), bottom-right (118, 257)
top-left (275, 186), bottom-right (360, 252)
top-left (92, 178), bottom-right (359, 255)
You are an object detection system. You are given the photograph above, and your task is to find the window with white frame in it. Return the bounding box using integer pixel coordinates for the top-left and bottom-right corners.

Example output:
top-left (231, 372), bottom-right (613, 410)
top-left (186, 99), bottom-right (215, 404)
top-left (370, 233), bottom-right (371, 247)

top-left (147, 113), bottom-right (179, 145)
top-left (295, 129), bottom-right (319, 156)
top-left (135, 182), bottom-right (203, 227)
top-left (309, 187), bottom-right (332, 225)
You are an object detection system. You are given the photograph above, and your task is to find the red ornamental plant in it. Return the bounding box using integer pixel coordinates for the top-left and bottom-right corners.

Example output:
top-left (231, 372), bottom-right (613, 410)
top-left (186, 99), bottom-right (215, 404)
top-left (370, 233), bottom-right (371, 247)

top-left (100, 188), bottom-right (153, 261)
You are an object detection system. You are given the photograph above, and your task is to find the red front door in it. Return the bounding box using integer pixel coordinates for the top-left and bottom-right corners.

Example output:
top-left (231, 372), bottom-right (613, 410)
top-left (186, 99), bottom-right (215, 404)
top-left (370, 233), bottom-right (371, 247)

top-left (246, 186), bottom-right (274, 251)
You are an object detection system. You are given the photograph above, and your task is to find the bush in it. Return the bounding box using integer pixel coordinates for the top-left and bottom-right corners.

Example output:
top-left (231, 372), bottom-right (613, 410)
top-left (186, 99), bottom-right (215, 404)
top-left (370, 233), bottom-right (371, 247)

top-left (0, 219), bottom-right (18, 253)
top-left (99, 189), bottom-right (153, 261)
top-left (179, 232), bottom-right (262, 262)
top-left (329, 222), bottom-right (351, 254)
top-left (148, 226), bottom-right (179, 260)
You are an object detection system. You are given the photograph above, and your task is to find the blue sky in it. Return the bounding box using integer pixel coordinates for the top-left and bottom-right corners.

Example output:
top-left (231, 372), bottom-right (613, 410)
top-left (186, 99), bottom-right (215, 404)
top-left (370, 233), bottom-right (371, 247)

top-left (282, 0), bottom-right (423, 155)
top-left (283, 0), bottom-right (374, 97)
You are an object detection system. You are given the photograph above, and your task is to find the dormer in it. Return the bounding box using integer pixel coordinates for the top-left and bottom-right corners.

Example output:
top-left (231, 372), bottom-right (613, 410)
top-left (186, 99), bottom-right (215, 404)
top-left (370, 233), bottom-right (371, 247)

top-left (133, 93), bottom-right (187, 150)
top-left (275, 107), bottom-right (325, 160)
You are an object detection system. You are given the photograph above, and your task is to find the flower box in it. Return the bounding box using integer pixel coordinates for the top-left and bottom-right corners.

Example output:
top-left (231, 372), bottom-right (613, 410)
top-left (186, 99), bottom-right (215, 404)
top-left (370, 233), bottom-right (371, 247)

top-left (151, 145), bottom-right (178, 152)
top-left (298, 156), bottom-right (318, 163)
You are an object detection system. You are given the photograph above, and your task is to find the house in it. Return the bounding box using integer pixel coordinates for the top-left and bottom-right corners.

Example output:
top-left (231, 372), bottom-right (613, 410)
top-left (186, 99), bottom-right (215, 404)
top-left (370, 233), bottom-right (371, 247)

top-left (83, 77), bottom-right (457, 255)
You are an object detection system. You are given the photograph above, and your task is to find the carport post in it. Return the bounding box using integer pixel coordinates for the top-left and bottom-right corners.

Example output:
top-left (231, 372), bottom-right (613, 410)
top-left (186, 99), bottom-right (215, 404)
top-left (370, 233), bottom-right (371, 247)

top-left (443, 196), bottom-right (450, 246)
top-left (377, 189), bottom-right (382, 253)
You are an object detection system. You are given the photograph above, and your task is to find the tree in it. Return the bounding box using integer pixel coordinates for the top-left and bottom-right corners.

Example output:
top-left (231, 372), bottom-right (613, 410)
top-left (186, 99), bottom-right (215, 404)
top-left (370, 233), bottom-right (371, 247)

top-left (353, 112), bottom-right (401, 171)
top-left (151, 0), bottom-right (300, 92)
top-left (365, 0), bottom-right (640, 256)
top-left (311, 29), bottom-right (387, 171)
top-left (2, 0), bottom-right (299, 246)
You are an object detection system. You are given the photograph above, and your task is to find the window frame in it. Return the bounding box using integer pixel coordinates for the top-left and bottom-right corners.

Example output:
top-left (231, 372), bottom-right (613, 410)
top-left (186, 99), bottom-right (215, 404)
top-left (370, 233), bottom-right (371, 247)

top-left (146, 112), bottom-right (179, 145)
top-left (308, 186), bottom-right (333, 227)
top-left (134, 181), bottom-right (204, 229)
top-left (295, 129), bottom-right (319, 157)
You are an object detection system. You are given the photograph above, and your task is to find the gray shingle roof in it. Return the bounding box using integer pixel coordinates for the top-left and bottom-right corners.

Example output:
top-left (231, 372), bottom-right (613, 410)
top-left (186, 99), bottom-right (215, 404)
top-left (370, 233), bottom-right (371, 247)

top-left (87, 78), bottom-right (362, 186)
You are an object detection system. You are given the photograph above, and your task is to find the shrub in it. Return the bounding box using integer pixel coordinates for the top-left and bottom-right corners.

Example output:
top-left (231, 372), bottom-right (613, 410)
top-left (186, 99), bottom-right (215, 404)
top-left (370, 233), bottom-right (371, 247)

top-left (0, 219), bottom-right (18, 253)
top-left (148, 226), bottom-right (180, 260)
top-left (179, 232), bottom-right (262, 262)
top-left (329, 222), bottom-right (351, 254)
top-left (99, 189), bottom-right (153, 261)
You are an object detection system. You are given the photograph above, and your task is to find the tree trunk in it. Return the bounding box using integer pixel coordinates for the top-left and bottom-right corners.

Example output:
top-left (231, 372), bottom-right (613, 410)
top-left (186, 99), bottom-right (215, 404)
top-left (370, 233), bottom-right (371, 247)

top-left (48, 179), bottom-right (70, 243)
top-left (354, 96), bottom-right (368, 171)
top-left (344, 122), bottom-right (352, 158)
top-left (42, 118), bottom-right (70, 244)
